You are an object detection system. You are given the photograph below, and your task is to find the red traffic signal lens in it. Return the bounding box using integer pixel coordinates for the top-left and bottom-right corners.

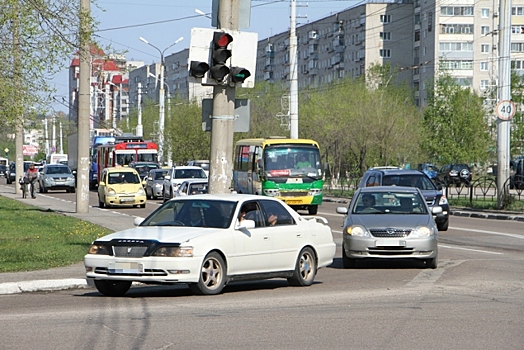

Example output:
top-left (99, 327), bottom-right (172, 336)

top-left (213, 32), bottom-right (233, 48)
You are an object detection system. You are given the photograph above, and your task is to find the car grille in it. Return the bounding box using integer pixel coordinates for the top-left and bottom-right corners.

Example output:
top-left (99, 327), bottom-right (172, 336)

top-left (370, 228), bottom-right (412, 237)
top-left (94, 267), bottom-right (168, 276)
top-left (280, 191), bottom-right (309, 197)
top-left (113, 245), bottom-right (148, 257)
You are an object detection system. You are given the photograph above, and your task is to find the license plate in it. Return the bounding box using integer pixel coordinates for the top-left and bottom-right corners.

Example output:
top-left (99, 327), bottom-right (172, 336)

top-left (120, 197), bottom-right (134, 203)
top-left (286, 200), bottom-right (302, 205)
top-left (375, 239), bottom-right (404, 247)
top-left (108, 262), bottom-right (143, 274)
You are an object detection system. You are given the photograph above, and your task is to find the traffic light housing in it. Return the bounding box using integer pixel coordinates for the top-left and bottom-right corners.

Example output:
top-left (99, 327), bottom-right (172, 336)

top-left (210, 32), bottom-right (233, 81)
top-left (229, 67), bottom-right (251, 84)
top-left (189, 61), bottom-right (210, 78)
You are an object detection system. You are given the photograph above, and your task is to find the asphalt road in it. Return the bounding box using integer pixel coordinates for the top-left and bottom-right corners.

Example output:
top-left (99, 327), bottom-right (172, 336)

top-left (1, 180), bottom-right (523, 349)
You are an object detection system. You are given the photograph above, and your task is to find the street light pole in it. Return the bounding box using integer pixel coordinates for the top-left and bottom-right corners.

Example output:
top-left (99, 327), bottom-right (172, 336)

top-left (139, 36), bottom-right (183, 165)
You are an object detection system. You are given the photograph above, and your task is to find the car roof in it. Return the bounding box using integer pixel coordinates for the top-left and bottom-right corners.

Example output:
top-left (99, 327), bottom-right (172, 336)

top-left (367, 168), bottom-right (426, 176)
top-left (180, 179), bottom-right (209, 184)
top-left (359, 186), bottom-right (421, 194)
top-left (173, 166), bottom-right (205, 170)
top-left (105, 167), bottom-right (139, 173)
top-left (168, 193), bottom-right (278, 202)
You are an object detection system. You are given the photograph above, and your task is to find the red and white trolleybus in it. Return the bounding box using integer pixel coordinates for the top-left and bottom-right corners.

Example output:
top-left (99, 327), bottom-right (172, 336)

top-left (97, 136), bottom-right (158, 183)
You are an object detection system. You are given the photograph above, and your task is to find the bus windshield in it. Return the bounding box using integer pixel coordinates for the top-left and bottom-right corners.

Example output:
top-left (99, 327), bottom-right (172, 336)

top-left (263, 145), bottom-right (322, 178)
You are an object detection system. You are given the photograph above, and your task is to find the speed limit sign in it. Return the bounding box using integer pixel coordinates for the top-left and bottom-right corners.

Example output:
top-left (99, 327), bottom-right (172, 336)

top-left (496, 100), bottom-right (516, 120)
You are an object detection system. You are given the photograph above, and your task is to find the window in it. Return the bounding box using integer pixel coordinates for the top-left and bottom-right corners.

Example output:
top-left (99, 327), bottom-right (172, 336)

top-left (379, 49), bottom-right (391, 58)
top-left (481, 26), bottom-right (490, 35)
top-left (512, 7), bottom-right (524, 16)
top-left (511, 42), bottom-right (524, 52)
top-left (481, 8), bottom-right (490, 18)
top-left (380, 15), bottom-right (391, 24)
top-left (415, 30), bottom-right (420, 42)
top-left (380, 32), bottom-right (391, 41)
top-left (481, 44), bottom-right (490, 53)
top-left (480, 80), bottom-right (489, 90)
top-left (441, 6), bottom-right (474, 16)
top-left (480, 62), bottom-right (488, 71)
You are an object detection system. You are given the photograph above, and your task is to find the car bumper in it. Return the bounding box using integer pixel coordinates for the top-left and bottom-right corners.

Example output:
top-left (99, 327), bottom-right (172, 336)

top-left (84, 255), bottom-right (202, 284)
top-left (105, 195), bottom-right (146, 206)
top-left (343, 235), bottom-right (438, 259)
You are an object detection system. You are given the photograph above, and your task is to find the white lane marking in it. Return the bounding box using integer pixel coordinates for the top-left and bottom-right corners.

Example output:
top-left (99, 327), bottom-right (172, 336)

top-left (452, 227), bottom-right (524, 240)
top-left (438, 244), bottom-right (503, 255)
top-left (406, 260), bottom-right (464, 287)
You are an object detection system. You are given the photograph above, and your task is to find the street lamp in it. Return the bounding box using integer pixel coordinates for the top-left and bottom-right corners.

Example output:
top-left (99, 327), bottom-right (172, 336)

top-left (139, 36), bottom-right (183, 165)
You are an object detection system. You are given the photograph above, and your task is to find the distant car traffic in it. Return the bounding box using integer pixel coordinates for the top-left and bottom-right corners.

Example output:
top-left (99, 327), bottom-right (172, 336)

top-left (38, 164), bottom-right (76, 193)
top-left (0, 164), bottom-right (6, 178)
top-left (97, 167), bottom-right (146, 208)
top-left (174, 179), bottom-right (208, 197)
top-left (415, 163), bottom-right (439, 182)
top-left (187, 160), bottom-right (210, 176)
top-left (129, 161), bottom-right (161, 181)
top-left (144, 168), bottom-right (169, 200)
top-left (84, 194), bottom-right (336, 296)
top-left (437, 164), bottom-right (472, 186)
top-left (6, 161), bottom-right (34, 184)
top-left (359, 168), bottom-right (449, 231)
top-left (163, 166), bottom-right (208, 202)
top-left (336, 186), bottom-right (441, 269)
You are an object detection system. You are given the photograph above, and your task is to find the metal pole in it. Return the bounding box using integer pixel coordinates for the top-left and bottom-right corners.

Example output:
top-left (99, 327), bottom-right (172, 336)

top-left (59, 121), bottom-right (63, 154)
top-left (289, 0), bottom-right (299, 139)
top-left (158, 60), bottom-right (165, 164)
top-left (208, 0), bottom-right (239, 194)
top-left (13, 0), bottom-right (23, 195)
top-left (497, 0), bottom-right (512, 208)
top-left (76, 0), bottom-right (91, 213)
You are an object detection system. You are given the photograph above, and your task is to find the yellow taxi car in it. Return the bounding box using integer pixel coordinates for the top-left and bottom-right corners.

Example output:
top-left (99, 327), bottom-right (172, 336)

top-left (98, 167), bottom-right (146, 208)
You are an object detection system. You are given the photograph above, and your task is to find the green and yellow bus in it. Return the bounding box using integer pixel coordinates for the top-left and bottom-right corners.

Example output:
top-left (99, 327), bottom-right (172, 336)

top-left (233, 137), bottom-right (323, 214)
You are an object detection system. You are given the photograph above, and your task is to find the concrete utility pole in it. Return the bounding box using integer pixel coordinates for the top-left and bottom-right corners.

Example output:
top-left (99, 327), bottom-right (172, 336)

top-left (497, 0), bottom-right (512, 208)
top-left (76, 0), bottom-right (91, 213)
top-left (208, 0), bottom-right (239, 194)
top-left (137, 82), bottom-right (143, 137)
top-left (13, 0), bottom-right (23, 195)
top-left (289, 0), bottom-right (299, 139)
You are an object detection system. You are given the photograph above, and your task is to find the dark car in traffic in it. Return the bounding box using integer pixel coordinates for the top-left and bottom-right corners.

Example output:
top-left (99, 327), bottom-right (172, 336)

top-left (359, 168), bottom-right (450, 231)
top-left (437, 164), bottom-right (472, 187)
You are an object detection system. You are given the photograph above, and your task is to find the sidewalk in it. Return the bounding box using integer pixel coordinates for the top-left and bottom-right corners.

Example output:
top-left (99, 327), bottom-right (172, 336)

top-left (1, 184), bottom-right (523, 295)
top-left (0, 182), bottom-right (137, 294)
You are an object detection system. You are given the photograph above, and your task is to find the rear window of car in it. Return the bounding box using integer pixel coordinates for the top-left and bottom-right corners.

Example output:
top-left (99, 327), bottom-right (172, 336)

top-left (383, 174), bottom-right (436, 190)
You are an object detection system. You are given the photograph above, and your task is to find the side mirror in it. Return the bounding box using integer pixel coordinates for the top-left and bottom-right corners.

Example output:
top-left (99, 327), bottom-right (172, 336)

top-left (99, 181), bottom-right (106, 186)
top-left (237, 219), bottom-right (255, 230)
top-left (432, 206), bottom-right (443, 215)
top-left (336, 206), bottom-right (348, 215)
top-left (133, 217), bottom-right (145, 226)
top-left (164, 175), bottom-right (171, 181)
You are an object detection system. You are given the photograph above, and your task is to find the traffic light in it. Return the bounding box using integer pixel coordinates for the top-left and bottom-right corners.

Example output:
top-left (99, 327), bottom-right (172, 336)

top-left (210, 31), bottom-right (233, 81)
top-left (189, 61), bottom-right (210, 78)
top-left (229, 67), bottom-right (251, 84)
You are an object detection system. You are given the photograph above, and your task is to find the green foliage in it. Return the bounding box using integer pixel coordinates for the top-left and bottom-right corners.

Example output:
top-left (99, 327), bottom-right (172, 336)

top-left (0, 197), bottom-right (112, 272)
top-left (422, 72), bottom-right (491, 164)
top-left (510, 71), bottom-right (524, 156)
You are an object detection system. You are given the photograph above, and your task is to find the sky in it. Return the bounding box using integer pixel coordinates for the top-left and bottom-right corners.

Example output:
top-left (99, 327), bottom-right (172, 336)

top-left (51, 0), bottom-right (360, 112)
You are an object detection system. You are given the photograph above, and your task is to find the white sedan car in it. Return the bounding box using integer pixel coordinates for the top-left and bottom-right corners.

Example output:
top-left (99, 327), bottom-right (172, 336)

top-left (84, 194), bottom-right (336, 296)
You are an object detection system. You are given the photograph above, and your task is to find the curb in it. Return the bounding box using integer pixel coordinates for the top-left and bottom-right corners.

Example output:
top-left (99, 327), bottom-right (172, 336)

top-left (0, 279), bottom-right (91, 295)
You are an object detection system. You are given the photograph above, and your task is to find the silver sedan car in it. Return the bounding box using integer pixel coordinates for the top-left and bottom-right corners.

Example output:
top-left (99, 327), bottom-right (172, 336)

top-left (336, 186), bottom-right (441, 269)
top-left (144, 169), bottom-right (168, 200)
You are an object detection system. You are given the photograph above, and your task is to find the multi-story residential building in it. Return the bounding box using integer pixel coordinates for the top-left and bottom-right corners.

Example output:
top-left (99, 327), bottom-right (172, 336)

top-left (68, 46), bottom-right (143, 129)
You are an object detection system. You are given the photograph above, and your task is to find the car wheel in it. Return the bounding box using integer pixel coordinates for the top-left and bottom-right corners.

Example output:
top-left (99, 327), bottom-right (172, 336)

top-left (39, 183), bottom-right (43, 193)
top-left (163, 188), bottom-right (168, 203)
top-left (42, 186), bottom-right (48, 193)
top-left (94, 280), bottom-right (132, 297)
top-left (288, 247), bottom-right (317, 286)
top-left (437, 219), bottom-right (449, 231)
top-left (98, 196), bottom-right (105, 208)
top-left (425, 253), bottom-right (438, 269)
top-left (342, 244), bottom-right (357, 269)
top-left (70, 187), bottom-right (76, 193)
top-left (140, 203), bottom-right (146, 208)
top-left (308, 205), bottom-right (318, 215)
top-left (189, 252), bottom-right (226, 295)
top-left (146, 191), bottom-right (151, 200)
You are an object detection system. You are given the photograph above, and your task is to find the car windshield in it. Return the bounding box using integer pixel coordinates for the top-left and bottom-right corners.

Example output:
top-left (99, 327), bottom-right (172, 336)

top-left (174, 169), bottom-right (207, 179)
top-left (46, 166), bottom-right (71, 174)
top-left (141, 199), bottom-right (236, 228)
top-left (452, 164), bottom-right (468, 171)
top-left (188, 183), bottom-right (208, 194)
top-left (154, 171), bottom-right (168, 180)
top-left (352, 191), bottom-right (428, 215)
top-left (108, 172), bottom-right (141, 184)
top-left (383, 174), bottom-right (436, 190)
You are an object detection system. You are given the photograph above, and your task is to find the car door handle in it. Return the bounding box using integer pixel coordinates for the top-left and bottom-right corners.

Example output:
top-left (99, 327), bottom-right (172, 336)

top-left (263, 236), bottom-right (270, 240)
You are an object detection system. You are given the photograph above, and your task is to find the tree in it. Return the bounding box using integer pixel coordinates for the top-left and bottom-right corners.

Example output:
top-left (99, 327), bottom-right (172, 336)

top-left (422, 72), bottom-right (490, 164)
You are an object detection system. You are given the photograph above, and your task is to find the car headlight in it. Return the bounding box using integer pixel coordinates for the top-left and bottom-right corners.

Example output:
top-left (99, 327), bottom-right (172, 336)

top-left (152, 246), bottom-right (193, 257)
top-left (107, 187), bottom-right (116, 195)
top-left (344, 225), bottom-right (370, 237)
top-left (137, 188), bottom-right (144, 195)
top-left (263, 189), bottom-right (280, 196)
top-left (44, 176), bottom-right (53, 183)
top-left (67, 176), bottom-right (75, 181)
top-left (88, 244), bottom-right (111, 255)
top-left (411, 226), bottom-right (435, 238)
top-left (439, 196), bottom-right (448, 205)
top-left (154, 183), bottom-right (162, 189)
